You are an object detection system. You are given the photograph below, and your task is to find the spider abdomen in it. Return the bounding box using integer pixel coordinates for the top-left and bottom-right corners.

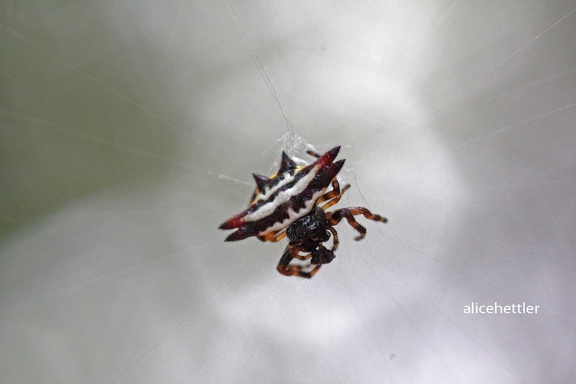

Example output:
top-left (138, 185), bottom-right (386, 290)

top-left (219, 146), bottom-right (344, 241)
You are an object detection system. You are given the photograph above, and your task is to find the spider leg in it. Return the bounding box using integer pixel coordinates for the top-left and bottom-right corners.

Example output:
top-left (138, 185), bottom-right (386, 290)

top-left (257, 230), bottom-right (287, 242)
top-left (291, 251), bottom-right (313, 261)
top-left (276, 246), bottom-right (320, 278)
top-left (328, 207), bottom-right (387, 241)
top-left (306, 149), bottom-right (322, 159)
top-left (318, 178), bottom-right (351, 210)
top-left (328, 227), bottom-right (339, 251)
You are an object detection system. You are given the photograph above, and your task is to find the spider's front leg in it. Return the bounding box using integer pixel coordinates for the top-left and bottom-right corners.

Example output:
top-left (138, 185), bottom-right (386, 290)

top-left (328, 207), bottom-right (387, 240)
top-left (317, 178), bottom-right (351, 210)
top-left (257, 230), bottom-right (287, 243)
top-left (276, 246), bottom-right (320, 278)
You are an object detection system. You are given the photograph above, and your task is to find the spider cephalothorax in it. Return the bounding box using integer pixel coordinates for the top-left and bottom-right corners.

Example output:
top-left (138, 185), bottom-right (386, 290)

top-left (219, 146), bottom-right (387, 278)
top-left (285, 206), bottom-right (336, 265)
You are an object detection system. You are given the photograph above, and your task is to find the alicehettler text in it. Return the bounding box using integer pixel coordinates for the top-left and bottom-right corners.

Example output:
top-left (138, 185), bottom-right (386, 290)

top-left (463, 302), bottom-right (539, 314)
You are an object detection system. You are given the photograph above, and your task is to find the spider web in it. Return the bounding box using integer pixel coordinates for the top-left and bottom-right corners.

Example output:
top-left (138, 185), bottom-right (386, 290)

top-left (1, 1), bottom-right (575, 383)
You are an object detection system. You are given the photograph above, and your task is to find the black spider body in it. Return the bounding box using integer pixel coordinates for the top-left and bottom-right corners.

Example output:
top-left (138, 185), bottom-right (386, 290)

top-left (286, 207), bottom-right (335, 265)
top-left (286, 206), bottom-right (329, 248)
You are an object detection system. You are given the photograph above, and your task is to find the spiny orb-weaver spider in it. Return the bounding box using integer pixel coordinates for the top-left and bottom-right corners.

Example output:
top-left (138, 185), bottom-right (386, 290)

top-left (219, 146), bottom-right (387, 278)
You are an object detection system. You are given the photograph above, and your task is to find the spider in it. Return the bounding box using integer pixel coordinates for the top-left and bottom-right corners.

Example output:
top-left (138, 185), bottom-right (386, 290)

top-left (219, 146), bottom-right (387, 278)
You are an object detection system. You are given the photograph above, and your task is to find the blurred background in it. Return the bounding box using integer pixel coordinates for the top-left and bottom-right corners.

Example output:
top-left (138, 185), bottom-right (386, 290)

top-left (1, 1), bottom-right (575, 383)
